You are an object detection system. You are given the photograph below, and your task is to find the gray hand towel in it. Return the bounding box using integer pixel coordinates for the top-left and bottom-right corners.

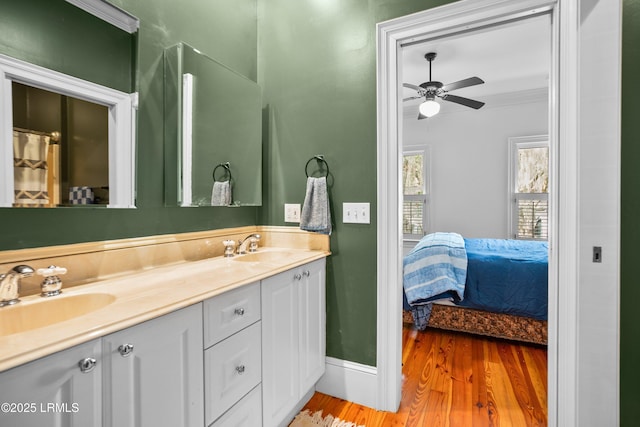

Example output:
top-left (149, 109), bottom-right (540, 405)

top-left (300, 177), bottom-right (331, 235)
top-left (211, 180), bottom-right (231, 206)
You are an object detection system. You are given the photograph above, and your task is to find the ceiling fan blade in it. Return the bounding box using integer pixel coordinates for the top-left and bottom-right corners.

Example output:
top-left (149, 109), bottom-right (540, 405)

top-left (403, 83), bottom-right (423, 92)
top-left (442, 77), bottom-right (484, 92)
top-left (441, 94), bottom-right (485, 109)
top-left (403, 95), bottom-right (423, 102)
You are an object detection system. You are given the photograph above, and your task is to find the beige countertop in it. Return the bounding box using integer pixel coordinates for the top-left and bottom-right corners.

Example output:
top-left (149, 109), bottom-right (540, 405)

top-left (0, 247), bottom-right (329, 372)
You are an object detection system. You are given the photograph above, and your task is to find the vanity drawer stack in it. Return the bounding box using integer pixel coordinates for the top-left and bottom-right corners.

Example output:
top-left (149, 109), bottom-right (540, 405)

top-left (203, 281), bottom-right (262, 427)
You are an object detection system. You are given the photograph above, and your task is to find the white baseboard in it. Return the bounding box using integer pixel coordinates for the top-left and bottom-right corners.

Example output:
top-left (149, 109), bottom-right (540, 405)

top-left (315, 357), bottom-right (378, 409)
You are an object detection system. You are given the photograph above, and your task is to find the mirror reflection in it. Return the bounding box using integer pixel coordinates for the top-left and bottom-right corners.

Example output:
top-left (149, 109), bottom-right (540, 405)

top-left (164, 43), bottom-right (262, 207)
top-left (12, 82), bottom-right (109, 207)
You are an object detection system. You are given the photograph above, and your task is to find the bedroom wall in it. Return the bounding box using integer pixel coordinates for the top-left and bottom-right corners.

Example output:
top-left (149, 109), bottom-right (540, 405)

top-left (402, 95), bottom-right (548, 239)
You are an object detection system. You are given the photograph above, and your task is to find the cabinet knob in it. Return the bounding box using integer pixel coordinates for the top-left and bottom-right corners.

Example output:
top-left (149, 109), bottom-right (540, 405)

top-left (118, 343), bottom-right (135, 357)
top-left (294, 273), bottom-right (302, 281)
top-left (234, 307), bottom-right (245, 316)
top-left (78, 357), bottom-right (97, 373)
top-left (235, 365), bottom-right (245, 374)
top-left (303, 270), bottom-right (310, 277)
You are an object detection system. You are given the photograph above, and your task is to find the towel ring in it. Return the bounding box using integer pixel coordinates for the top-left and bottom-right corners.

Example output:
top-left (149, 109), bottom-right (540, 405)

top-left (305, 155), bottom-right (329, 178)
top-left (212, 162), bottom-right (232, 182)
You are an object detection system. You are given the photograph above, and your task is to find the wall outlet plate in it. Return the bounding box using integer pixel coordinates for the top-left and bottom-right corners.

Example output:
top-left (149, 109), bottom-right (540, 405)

top-left (284, 203), bottom-right (301, 223)
top-left (343, 202), bottom-right (370, 224)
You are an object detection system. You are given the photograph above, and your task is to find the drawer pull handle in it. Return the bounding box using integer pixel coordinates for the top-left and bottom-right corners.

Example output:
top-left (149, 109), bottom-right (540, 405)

top-left (78, 357), bottom-right (97, 373)
top-left (234, 307), bottom-right (245, 316)
top-left (303, 270), bottom-right (310, 277)
top-left (235, 365), bottom-right (245, 374)
top-left (118, 344), bottom-right (134, 357)
top-left (294, 273), bottom-right (302, 281)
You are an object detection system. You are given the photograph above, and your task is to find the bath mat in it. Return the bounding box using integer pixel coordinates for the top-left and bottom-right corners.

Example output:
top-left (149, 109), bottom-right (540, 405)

top-left (289, 410), bottom-right (365, 427)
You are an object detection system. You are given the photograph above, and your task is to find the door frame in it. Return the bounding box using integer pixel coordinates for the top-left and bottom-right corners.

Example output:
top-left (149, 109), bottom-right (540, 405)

top-left (375, 0), bottom-right (578, 424)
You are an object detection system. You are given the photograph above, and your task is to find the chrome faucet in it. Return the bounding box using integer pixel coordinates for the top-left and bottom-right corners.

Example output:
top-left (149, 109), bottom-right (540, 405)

top-left (0, 265), bottom-right (35, 307)
top-left (237, 233), bottom-right (261, 254)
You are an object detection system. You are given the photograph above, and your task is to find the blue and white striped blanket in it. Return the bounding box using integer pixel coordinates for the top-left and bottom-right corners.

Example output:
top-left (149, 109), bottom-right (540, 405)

top-left (403, 232), bottom-right (468, 328)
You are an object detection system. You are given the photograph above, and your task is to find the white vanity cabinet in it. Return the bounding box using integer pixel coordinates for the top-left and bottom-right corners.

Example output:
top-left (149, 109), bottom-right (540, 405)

top-left (102, 303), bottom-right (204, 427)
top-left (203, 281), bottom-right (262, 427)
top-left (0, 338), bottom-right (102, 427)
top-left (261, 258), bottom-right (326, 427)
top-left (0, 253), bottom-right (328, 427)
top-left (0, 305), bottom-right (203, 427)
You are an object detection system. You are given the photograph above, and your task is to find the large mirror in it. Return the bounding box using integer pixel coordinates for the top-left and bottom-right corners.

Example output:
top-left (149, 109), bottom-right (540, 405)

top-left (164, 43), bottom-right (262, 207)
top-left (0, 0), bottom-right (138, 208)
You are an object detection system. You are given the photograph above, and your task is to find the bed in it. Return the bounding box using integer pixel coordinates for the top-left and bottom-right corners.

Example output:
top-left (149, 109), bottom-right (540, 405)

top-left (403, 232), bottom-right (548, 345)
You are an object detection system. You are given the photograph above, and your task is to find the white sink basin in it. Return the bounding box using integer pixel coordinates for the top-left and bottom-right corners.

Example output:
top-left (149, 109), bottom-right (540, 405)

top-left (0, 293), bottom-right (115, 337)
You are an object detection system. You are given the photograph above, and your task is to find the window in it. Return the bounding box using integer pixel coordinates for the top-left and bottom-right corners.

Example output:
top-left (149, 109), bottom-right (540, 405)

top-left (403, 148), bottom-right (429, 240)
top-left (509, 136), bottom-right (549, 240)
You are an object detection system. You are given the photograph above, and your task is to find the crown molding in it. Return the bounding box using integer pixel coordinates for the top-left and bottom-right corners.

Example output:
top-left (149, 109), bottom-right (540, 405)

top-left (65, 0), bottom-right (139, 33)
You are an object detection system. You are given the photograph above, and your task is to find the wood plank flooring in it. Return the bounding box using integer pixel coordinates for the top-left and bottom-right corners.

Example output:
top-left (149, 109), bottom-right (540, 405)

top-left (301, 326), bottom-right (547, 426)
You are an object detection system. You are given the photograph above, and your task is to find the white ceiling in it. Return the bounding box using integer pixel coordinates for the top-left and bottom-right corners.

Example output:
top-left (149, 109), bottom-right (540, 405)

top-left (401, 14), bottom-right (551, 114)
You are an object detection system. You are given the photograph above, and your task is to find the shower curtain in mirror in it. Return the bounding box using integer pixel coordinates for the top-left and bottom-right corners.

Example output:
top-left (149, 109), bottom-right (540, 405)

top-left (13, 130), bottom-right (50, 207)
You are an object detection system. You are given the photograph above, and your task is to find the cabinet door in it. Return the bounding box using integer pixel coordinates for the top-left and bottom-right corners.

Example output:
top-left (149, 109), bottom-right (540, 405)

top-left (261, 269), bottom-right (300, 427)
top-left (103, 303), bottom-right (204, 427)
top-left (0, 339), bottom-right (102, 427)
top-left (298, 258), bottom-right (326, 393)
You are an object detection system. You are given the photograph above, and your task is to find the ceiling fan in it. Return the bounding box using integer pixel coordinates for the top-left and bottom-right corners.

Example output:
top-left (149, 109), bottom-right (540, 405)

top-left (404, 52), bottom-right (485, 120)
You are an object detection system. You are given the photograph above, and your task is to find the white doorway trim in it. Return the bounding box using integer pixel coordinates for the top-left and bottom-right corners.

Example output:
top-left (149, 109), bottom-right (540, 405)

top-left (375, 0), bottom-right (579, 425)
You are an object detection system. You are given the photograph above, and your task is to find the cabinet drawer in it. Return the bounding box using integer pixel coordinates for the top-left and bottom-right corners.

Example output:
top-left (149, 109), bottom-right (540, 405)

top-left (205, 321), bottom-right (262, 425)
top-left (204, 281), bottom-right (260, 348)
top-left (209, 385), bottom-right (262, 427)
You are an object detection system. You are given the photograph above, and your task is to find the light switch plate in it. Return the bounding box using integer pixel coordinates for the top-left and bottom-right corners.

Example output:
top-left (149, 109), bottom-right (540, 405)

top-left (284, 203), bottom-right (301, 223)
top-left (343, 202), bottom-right (370, 224)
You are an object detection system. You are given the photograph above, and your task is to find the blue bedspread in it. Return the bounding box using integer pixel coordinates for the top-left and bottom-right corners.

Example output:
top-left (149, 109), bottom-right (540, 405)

top-left (457, 238), bottom-right (548, 320)
top-left (403, 235), bottom-right (548, 329)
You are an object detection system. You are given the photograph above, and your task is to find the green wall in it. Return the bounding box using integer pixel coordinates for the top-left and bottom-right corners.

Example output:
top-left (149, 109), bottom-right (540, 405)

top-left (0, 0), bottom-right (259, 250)
top-left (0, 0), bottom-right (134, 92)
top-left (620, 0), bottom-right (639, 424)
top-left (258, 0), bottom-right (449, 365)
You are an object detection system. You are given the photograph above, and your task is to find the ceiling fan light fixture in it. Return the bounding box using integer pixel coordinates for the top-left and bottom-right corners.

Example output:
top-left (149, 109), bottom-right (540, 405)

top-left (404, 52), bottom-right (485, 119)
top-left (419, 99), bottom-right (440, 117)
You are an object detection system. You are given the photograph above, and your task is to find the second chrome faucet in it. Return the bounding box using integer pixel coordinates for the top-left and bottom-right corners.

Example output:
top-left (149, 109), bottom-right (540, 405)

top-left (236, 233), bottom-right (261, 255)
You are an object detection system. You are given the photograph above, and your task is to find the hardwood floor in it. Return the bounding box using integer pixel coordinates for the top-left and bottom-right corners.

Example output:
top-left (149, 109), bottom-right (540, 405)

top-left (301, 326), bottom-right (547, 426)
